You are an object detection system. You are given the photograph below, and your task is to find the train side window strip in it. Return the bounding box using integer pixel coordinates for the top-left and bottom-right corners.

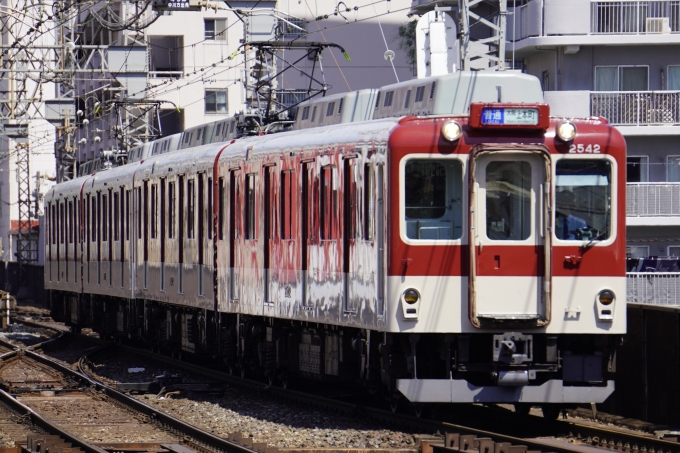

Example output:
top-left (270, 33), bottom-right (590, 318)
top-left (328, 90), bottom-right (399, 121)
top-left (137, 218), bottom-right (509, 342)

top-left (280, 170), bottom-right (295, 240)
top-left (169, 182), bottom-right (176, 239)
top-left (218, 178), bottom-right (224, 240)
top-left (188, 179), bottom-right (196, 239)
top-left (60, 202), bottom-right (65, 244)
top-left (151, 184), bottom-right (158, 239)
top-left (207, 176), bottom-right (212, 240)
top-left (113, 192), bottom-right (120, 241)
top-left (245, 173), bottom-right (257, 240)
top-left (320, 166), bottom-right (338, 240)
top-left (364, 164), bottom-right (375, 241)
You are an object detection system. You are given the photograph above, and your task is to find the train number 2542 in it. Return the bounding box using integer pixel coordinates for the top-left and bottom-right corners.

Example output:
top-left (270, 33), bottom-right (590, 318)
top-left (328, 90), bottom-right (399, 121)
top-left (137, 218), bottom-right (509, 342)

top-left (569, 143), bottom-right (601, 154)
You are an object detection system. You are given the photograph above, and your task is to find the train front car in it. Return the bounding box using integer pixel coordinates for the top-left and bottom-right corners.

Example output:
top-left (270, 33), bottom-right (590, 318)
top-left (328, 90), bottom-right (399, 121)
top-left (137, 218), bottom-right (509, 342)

top-left (386, 104), bottom-right (626, 412)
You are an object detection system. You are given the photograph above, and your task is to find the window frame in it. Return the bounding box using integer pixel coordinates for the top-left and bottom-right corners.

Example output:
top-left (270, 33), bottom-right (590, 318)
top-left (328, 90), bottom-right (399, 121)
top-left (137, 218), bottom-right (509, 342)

top-left (594, 65), bottom-right (650, 91)
top-left (399, 154), bottom-right (466, 245)
top-left (667, 155), bottom-right (680, 182)
top-left (205, 89), bottom-right (228, 114)
top-left (552, 154), bottom-right (618, 247)
top-left (668, 65), bottom-right (680, 90)
top-left (627, 155), bottom-right (649, 182)
top-left (204, 18), bottom-right (227, 42)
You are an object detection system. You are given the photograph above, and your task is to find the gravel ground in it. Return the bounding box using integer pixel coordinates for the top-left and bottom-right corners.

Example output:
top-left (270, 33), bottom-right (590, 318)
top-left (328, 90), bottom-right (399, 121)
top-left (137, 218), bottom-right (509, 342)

top-left (87, 353), bottom-right (430, 449)
top-left (143, 391), bottom-right (423, 449)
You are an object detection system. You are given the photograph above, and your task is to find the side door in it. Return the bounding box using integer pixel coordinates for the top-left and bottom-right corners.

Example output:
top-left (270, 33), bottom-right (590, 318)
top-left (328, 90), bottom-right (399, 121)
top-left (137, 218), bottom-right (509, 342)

top-left (469, 148), bottom-right (551, 327)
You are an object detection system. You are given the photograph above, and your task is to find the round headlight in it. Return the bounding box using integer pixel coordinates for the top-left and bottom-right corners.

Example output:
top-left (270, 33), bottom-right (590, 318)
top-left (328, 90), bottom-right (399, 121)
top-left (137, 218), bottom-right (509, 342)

top-left (441, 120), bottom-right (462, 142)
top-left (598, 289), bottom-right (615, 305)
top-left (556, 121), bottom-right (577, 142)
top-left (403, 289), bottom-right (420, 305)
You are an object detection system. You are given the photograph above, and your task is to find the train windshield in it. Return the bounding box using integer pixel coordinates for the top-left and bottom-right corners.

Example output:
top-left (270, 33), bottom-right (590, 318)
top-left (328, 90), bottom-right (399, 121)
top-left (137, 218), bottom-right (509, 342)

top-left (403, 159), bottom-right (463, 240)
top-left (555, 159), bottom-right (611, 241)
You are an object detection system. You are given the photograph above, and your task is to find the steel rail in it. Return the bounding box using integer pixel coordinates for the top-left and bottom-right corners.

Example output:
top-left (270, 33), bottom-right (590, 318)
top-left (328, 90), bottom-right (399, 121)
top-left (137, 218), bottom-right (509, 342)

top-left (0, 350), bottom-right (108, 453)
top-left (20, 318), bottom-right (680, 453)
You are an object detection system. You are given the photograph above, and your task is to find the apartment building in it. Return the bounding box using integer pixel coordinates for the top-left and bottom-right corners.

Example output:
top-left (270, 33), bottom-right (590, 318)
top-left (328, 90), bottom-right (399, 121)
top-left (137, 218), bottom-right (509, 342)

top-left (507, 0), bottom-right (680, 304)
top-left (73, 0), bottom-right (413, 163)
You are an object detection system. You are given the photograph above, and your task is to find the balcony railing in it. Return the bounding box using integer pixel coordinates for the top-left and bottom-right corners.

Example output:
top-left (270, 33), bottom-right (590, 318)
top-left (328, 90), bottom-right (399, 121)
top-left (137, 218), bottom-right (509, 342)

top-left (627, 183), bottom-right (680, 216)
top-left (591, 1), bottom-right (680, 34)
top-left (627, 272), bottom-right (680, 306)
top-left (590, 91), bottom-right (680, 125)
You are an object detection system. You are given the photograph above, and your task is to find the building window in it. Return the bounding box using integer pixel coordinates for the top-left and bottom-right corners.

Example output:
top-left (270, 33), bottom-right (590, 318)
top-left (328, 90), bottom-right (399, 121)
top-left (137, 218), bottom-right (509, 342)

top-left (627, 245), bottom-right (649, 258)
top-left (627, 156), bottom-right (649, 182)
top-left (669, 246), bottom-right (680, 257)
top-left (668, 156), bottom-right (680, 182)
top-left (278, 18), bottom-right (306, 39)
top-left (205, 19), bottom-right (227, 41)
top-left (205, 90), bottom-right (227, 114)
top-left (669, 66), bottom-right (680, 90)
top-left (595, 65), bottom-right (649, 91)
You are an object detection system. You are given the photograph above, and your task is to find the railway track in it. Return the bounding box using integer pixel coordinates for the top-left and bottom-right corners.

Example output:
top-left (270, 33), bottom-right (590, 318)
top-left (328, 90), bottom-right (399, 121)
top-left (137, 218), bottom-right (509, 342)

top-left (0, 331), bottom-right (260, 453)
top-left (15, 318), bottom-right (680, 453)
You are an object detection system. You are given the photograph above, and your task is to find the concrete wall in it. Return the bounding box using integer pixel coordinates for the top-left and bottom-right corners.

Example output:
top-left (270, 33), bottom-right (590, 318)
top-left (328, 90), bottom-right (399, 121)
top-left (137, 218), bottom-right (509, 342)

top-left (604, 305), bottom-right (680, 427)
top-left (525, 45), bottom-right (680, 91)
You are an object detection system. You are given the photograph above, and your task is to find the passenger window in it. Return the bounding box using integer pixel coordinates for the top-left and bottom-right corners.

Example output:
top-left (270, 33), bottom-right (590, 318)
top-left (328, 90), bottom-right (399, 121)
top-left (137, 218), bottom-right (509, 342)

top-left (168, 182), bottom-right (175, 239)
top-left (364, 164), bottom-right (375, 241)
top-left (403, 159), bottom-right (462, 240)
top-left (320, 166), bottom-right (338, 240)
top-left (245, 173), bottom-right (257, 239)
top-left (113, 193), bottom-right (120, 241)
top-left (555, 159), bottom-right (611, 241)
top-left (188, 179), bottom-right (195, 239)
top-left (151, 184), bottom-right (158, 239)
top-left (485, 161), bottom-right (531, 241)
top-left (103, 194), bottom-right (108, 241)
top-left (281, 171), bottom-right (294, 239)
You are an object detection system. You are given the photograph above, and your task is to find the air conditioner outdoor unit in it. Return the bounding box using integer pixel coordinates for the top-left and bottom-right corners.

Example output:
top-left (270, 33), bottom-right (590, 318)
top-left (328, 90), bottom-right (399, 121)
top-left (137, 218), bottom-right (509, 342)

top-left (646, 17), bottom-right (670, 34)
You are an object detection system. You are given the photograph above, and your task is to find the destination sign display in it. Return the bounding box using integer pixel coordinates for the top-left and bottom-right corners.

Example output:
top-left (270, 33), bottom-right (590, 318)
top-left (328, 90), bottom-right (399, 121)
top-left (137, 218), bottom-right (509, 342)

top-left (481, 107), bottom-right (539, 126)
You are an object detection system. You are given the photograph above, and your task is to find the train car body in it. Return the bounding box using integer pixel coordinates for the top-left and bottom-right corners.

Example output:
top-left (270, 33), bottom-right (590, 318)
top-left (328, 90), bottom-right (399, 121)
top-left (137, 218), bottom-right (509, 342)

top-left (45, 72), bottom-right (625, 408)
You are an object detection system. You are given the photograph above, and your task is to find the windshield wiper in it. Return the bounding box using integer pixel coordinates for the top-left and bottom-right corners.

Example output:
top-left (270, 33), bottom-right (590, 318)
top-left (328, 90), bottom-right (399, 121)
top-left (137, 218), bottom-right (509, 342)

top-left (581, 227), bottom-right (610, 251)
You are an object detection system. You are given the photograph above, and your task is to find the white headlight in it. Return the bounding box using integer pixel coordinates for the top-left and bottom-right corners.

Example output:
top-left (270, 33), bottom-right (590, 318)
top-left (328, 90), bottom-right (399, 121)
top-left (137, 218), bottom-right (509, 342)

top-left (557, 121), bottom-right (577, 141)
top-left (441, 120), bottom-right (462, 142)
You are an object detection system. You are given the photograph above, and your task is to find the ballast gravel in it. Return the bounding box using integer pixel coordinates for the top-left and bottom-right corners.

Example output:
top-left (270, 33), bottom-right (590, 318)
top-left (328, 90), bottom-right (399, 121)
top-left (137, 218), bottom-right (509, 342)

top-left (88, 354), bottom-right (430, 449)
top-left (143, 390), bottom-right (423, 449)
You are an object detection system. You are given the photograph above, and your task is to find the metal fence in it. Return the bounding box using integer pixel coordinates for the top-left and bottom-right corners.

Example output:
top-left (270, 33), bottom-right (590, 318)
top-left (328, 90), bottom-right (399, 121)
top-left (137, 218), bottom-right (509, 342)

top-left (591, 1), bottom-right (680, 34)
top-left (627, 183), bottom-right (680, 216)
top-left (591, 91), bottom-right (680, 125)
top-left (627, 272), bottom-right (680, 306)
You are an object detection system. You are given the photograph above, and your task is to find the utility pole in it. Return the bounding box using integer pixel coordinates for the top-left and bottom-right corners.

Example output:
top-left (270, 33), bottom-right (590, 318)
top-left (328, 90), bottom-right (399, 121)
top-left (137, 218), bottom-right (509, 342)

top-left (411, 0), bottom-right (508, 72)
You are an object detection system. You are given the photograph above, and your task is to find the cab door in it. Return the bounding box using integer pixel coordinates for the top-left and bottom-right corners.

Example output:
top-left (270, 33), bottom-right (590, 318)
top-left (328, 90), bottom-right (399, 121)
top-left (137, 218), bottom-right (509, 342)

top-left (469, 148), bottom-right (552, 327)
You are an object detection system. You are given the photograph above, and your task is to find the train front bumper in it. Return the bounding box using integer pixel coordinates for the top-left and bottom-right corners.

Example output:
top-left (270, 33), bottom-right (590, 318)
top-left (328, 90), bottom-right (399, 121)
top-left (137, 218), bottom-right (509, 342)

top-left (396, 378), bottom-right (615, 403)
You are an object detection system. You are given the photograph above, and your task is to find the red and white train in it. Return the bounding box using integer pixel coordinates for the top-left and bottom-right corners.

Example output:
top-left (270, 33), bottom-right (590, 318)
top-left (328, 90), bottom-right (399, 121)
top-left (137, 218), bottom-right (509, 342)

top-left (45, 71), bottom-right (626, 413)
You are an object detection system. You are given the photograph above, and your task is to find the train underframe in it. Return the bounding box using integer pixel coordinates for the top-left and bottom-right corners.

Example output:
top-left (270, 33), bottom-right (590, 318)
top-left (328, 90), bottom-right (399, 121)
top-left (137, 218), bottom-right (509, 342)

top-left (49, 290), bottom-right (618, 411)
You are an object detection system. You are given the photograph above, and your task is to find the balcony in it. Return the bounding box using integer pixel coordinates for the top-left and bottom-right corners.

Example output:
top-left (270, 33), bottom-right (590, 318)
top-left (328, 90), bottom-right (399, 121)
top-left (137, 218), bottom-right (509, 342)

top-left (627, 272), bottom-right (680, 307)
top-left (507, 0), bottom-right (680, 52)
top-left (544, 90), bottom-right (680, 135)
top-left (627, 183), bottom-right (680, 219)
top-left (591, 1), bottom-right (680, 35)
top-left (591, 91), bottom-right (680, 126)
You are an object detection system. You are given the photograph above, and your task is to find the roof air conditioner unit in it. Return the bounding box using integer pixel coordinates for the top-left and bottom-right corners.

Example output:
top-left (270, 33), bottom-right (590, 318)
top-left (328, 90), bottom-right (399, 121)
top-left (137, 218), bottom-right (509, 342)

top-left (646, 17), bottom-right (670, 34)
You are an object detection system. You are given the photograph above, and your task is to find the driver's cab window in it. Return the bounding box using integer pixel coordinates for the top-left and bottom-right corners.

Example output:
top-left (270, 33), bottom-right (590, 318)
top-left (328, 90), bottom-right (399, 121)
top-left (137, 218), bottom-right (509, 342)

top-left (404, 159), bottom-right (463, 240)
top-left (555, 159), bottom-right (611, 241)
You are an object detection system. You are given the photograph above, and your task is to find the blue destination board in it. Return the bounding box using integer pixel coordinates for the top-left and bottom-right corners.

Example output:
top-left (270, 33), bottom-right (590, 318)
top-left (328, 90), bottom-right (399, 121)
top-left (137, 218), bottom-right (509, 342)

top-left (481, 108), bottom-right (539, 125)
